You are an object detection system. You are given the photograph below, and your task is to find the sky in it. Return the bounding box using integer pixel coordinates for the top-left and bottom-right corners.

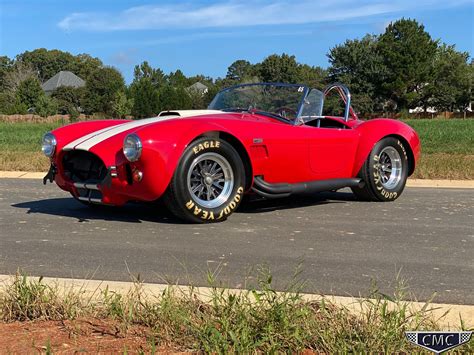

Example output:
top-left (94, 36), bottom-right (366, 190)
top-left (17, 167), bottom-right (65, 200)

top-left (1, 0), bottom-right (473, 83)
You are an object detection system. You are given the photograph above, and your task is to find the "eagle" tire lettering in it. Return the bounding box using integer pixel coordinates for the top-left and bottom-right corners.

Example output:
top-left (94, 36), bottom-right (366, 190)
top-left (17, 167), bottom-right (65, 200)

top-left (192, 140), bottom-right (220, 154)
top-left (397, 140), bottom-right (408, 160)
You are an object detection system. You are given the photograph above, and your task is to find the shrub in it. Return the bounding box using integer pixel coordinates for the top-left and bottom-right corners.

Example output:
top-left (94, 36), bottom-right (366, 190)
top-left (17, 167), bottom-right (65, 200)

top-left (35, 95), bottom-right (58, 117)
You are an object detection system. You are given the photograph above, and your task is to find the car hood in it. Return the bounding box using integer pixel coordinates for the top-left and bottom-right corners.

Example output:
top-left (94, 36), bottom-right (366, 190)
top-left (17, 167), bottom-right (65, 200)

top-left (62, 110), bottom-right (223, 151)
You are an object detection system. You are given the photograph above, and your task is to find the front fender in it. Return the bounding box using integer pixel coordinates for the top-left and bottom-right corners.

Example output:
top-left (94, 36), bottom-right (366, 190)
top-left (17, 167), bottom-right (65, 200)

top-left (128, 119), bottom-right (239, 200)
top-left (352, 119), bottom-right (421, 176)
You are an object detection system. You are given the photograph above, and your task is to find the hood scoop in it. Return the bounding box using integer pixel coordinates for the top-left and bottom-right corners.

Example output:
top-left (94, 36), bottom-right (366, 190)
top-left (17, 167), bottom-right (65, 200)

top-left (158, 109), bottom-right (222, 118)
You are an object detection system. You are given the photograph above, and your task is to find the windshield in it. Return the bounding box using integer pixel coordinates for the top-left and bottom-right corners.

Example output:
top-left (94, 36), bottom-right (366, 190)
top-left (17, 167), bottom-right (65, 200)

top-left (208, 83), bottom-right (311, 122)
top-left (300, 89), bottom-right (324, 123)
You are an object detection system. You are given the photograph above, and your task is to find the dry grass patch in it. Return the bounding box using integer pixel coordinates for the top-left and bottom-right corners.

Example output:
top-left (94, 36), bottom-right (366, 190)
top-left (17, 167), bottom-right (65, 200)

top-left (0, 151), bottom-right (49, 172)
top-left (412, 153), bottom-right (474, 180)
top-left (0, 272), bottom-right (473, 353)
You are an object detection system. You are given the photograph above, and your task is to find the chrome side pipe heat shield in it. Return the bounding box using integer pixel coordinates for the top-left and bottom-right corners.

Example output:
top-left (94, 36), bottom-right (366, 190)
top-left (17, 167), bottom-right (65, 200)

top-left (252, 176), bottom-right (364, 199)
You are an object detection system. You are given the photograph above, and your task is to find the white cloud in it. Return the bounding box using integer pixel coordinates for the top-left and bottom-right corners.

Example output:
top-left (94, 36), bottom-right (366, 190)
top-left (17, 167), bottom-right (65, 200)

top-left (58, 0), bottom-right (471, 32)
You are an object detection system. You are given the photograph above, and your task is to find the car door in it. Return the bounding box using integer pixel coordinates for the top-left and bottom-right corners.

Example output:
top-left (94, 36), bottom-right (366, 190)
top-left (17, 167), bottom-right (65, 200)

top-left (299, 124), bottom-right (359, 180)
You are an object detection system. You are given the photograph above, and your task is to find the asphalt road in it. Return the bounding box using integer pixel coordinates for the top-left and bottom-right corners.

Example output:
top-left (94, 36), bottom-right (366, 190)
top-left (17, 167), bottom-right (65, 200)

top-left (0, 178), bottom-right (473, 304)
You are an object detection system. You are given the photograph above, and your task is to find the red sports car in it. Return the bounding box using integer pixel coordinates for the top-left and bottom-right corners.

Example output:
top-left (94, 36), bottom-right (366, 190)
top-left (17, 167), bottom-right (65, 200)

top-left (42, 83), bottom-right (420, 223)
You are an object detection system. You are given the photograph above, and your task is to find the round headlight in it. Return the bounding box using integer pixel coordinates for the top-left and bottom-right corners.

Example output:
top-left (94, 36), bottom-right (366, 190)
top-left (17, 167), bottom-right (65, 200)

top-left (123, 134), bottom-right (142, 162)
top-left (42, 133), bottom-right (57, 157)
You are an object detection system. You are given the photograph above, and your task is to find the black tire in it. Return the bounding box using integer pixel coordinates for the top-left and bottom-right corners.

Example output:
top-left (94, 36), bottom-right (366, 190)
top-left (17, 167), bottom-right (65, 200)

top-left (163, 137), bottom-right (245, 223)
top-left (352, 137), bottom-right (409, 202)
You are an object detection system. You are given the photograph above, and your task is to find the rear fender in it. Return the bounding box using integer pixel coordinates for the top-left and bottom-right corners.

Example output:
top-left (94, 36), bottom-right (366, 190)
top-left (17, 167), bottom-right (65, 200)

top-left (352, 119), bottom-right (421, 176)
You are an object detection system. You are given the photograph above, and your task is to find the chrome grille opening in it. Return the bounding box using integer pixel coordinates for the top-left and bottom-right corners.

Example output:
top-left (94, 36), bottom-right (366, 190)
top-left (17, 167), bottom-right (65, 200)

top-left (62, 150), bottom-right (107, 183)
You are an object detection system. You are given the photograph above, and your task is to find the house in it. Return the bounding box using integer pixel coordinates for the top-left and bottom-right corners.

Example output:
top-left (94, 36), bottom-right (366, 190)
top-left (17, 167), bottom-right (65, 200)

top-left (41, 71), bottom-right (85, 94)
top-left (186, 82), bottom-right (208, 95)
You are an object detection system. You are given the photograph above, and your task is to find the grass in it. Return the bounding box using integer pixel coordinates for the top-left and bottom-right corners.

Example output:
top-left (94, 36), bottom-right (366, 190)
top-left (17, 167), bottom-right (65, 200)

top-left (401, 119), bottom-right (474, 155)
top-left (401, 119), bottom-right (474, 179)
top-left (0, 122), bottom-right (60, 171)
top-left (0, 271), bottom-right (473, 353)
top-left (0, 119), bottom-right (473, 178)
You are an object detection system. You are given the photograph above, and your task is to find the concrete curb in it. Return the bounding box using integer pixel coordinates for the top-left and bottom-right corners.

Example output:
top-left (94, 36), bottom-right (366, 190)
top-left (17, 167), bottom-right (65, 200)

top-left (0, 171), bottom-right (45, 179)
top-left (406, 179), bottom-right (474, 189)
top-left (0, 171), bottom-right (473, 188)
top-left (0, 275), bottom-right (472, 329)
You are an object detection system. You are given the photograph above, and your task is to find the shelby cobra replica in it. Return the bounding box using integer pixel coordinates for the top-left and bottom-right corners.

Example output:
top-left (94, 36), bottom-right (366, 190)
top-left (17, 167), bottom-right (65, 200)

top-left (42, 83), bottom-right (420, 223)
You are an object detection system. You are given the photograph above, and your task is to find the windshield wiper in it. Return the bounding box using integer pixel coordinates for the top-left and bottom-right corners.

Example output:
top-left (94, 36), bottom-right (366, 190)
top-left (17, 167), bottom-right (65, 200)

top-left (221, 108), bottom-right (293, 124)
top-left (253, 110), bottom-right (293, 123)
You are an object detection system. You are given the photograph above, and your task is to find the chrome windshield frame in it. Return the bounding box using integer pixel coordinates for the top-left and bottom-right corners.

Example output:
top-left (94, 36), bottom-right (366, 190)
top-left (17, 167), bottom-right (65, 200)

top-left (208, 82), bottom-right (356, 125)
top-left (208, 82), bottom-right (309, 125)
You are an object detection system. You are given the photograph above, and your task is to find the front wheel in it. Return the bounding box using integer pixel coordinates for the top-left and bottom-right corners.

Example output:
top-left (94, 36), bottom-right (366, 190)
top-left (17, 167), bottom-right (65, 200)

top-left (352, 137), bottom-right (409, 202)
top-left (163, 137), bottom-right (245, 223)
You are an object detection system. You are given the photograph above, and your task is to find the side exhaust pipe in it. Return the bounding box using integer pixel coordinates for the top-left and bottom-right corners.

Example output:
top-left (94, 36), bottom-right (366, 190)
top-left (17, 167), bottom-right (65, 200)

top-left (252, 176), bottom-right (364, 199)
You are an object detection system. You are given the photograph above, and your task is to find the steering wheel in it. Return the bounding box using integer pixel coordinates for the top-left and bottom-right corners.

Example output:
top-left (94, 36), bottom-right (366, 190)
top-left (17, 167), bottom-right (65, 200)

top-left (275, 106), bottom-right (297, 119)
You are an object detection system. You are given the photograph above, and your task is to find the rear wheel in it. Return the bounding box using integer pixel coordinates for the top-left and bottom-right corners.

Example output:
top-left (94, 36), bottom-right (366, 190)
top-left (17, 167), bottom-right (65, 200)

top-left (163, 137), bottom-right (245, 223)
top-left (352, 137), bottom-right (408, 201)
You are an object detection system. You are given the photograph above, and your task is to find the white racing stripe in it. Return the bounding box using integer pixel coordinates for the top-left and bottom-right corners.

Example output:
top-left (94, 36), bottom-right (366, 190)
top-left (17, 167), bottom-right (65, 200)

top-left (74, 116), bottom-right (176, 151)
top-left (63, 124), bottom-right (126, 150)
top-left (63, 110), bottom-right (222, 151)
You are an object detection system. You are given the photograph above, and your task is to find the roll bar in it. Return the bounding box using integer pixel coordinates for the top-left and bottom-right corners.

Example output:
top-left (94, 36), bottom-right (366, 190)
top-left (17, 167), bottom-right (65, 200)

top-left (321, 83), bottom-right (358, 122)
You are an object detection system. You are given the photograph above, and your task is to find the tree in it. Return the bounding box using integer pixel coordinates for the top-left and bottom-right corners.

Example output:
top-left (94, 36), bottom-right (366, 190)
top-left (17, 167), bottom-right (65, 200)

top-left (130, 61), bottom-right (168, 117)
top-left (16, 77), bottom-right (43, 109)
top-left (51, 86), bottom-right (84, 114)
top-left (203, 85), bottom-right (220, 107)
top-left (3, 61), bottom-right (37, 92)
top-left (70, 53), bottom-right (103, 81)
top-left (259, 54), bottom-right (300, 83)
top-left (82, 67), bottom-right (126, 116)
top-left (130, 79), bottom-right (160, 118)
top-left (133, 61), bottom-right (165, 87)
top-left (328, 35), bottom-right (386, 114)
top-left (427, 44), bottom-right (471, 112)
top-left (0, 92), bottom-right (27, 114)
top-left (226, 60), bottom-right (254, 82)
top-left (159, 85), bottom-right (192, 111)
top-left (112, 91), bottom-right (133, 118)
top-left (0, 56), bottom-right (13, 91)
top-left (297, 64), bottom-right (327, 89)
top-left (17, 48), bottom-right (103, 83)
top-left (378, 18), bottom-right (438, 110)
top-left (168, 69), bottom-right (188, 87)
top-left (187, 89), bottom-right (206, 109)
top-left (35, 95), bottom-right (58, 117)
top-left (18, 48), bottom-right (76, 82)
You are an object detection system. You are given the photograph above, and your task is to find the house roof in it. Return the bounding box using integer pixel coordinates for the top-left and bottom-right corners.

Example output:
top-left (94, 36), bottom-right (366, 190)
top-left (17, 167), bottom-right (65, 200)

top-left (41, 71), bottom-right (85, 92)
top-left (187, 82), bottom-right (208, 91)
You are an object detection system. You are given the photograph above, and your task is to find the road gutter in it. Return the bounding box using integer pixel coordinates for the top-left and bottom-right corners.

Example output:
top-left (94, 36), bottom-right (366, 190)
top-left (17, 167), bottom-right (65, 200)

top-left (0, 275), bottom-right (472, 328)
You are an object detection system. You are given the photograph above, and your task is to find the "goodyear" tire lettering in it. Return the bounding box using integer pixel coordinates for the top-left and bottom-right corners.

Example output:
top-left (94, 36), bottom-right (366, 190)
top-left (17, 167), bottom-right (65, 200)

top-left (185, 186), bottom-right (244, 220)
top-left (375, 185), bottom-right (398, 199)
